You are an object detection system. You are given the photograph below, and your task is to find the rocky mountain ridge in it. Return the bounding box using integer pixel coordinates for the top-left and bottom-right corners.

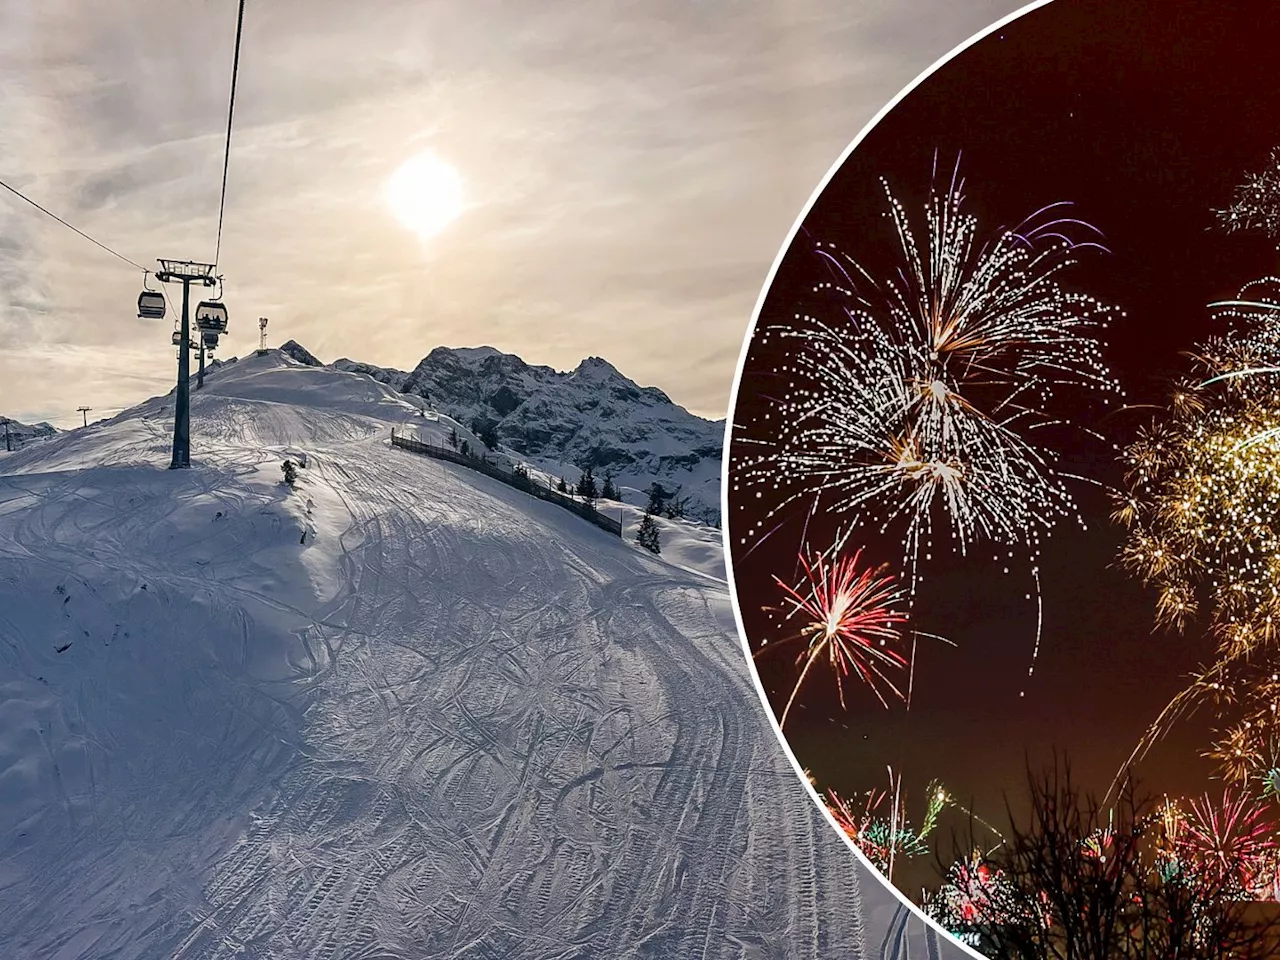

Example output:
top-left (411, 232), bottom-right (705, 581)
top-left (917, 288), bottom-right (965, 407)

top-left (0, 416), bottom-right (59, 449)
top-left (321, 344), bottom-right (724, 524)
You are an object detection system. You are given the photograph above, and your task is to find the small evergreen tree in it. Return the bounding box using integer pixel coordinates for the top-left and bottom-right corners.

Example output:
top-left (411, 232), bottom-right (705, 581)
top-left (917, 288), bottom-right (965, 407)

top-left (557, 476), bottom-right (568, 494)
top-left (577, 466), bottom-right (598, 504)
top-left (281, 459), bottom-right (298, 487)
top-left (448, 426), bottom-right (459, 449)
top-left (645, 481), bottom-right (668, 515)
top-left (601, 473), bottom-right (619, 500)
top-left (636, 510), bottom-right (661, 554)
top-left (460, 439), bottom-right (471, 458)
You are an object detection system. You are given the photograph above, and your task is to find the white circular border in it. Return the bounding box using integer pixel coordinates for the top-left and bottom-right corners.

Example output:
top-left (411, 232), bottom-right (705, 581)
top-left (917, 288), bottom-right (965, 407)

top-left (719, 2), bottom-right (1056, 956)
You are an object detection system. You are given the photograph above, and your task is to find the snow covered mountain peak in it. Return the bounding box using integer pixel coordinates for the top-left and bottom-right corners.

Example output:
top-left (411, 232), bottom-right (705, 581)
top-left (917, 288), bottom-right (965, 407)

top-left (571, 354), bottom-right (618, 376)
top-left (0, 416), bottom-right (60, 449)
top-left (325, 342), bottom-right (724, 523)
top-left (442, 344), bottom-right (503, 361)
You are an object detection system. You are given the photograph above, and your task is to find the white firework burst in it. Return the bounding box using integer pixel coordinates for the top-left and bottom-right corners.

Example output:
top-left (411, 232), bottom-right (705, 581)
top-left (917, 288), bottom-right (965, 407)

top-left (733, 158), bottom-right (1124, 693)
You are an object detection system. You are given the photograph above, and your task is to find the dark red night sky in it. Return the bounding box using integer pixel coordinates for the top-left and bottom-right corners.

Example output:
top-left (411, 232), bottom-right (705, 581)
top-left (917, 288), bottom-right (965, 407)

top-left (728, 0), bottom-right (1280, 895)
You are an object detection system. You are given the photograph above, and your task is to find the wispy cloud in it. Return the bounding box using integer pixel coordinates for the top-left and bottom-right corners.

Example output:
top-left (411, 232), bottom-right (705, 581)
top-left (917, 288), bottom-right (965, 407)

top-left (0, 0), bottom-right (1025, 421)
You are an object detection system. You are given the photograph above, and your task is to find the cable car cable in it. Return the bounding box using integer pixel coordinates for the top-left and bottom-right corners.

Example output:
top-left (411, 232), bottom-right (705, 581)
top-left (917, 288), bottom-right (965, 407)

top-left (212, 0), bottom-right (247, 270)
top-left (0, 177), bottom-right (146, 272)
top-left (2, 177), bottom-right (181, 328)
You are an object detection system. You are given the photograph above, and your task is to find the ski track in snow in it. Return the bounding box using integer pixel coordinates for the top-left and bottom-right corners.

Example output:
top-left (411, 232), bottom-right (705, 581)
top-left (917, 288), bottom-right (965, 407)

top-left (0, 356), bottom-right (935, 959)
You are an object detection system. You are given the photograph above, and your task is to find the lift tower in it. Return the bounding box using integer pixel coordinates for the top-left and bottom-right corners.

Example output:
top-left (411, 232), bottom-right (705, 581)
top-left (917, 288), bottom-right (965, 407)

top-left (155, 259), bottom-right (217, 469)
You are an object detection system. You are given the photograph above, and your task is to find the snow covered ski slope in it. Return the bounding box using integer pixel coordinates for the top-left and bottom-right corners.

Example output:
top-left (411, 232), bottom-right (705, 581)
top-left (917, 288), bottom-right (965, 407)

top-left (0, 353), bottom-right (952, 959)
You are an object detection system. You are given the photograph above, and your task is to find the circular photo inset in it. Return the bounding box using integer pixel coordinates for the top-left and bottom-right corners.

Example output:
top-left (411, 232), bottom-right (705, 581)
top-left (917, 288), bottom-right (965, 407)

top-left (727, 1), bottom-right (1280, 954)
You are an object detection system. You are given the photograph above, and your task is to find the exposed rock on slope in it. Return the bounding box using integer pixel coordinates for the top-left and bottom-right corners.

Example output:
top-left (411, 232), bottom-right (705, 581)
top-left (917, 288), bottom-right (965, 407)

top-left (280, 340), bottom-right (323, 367)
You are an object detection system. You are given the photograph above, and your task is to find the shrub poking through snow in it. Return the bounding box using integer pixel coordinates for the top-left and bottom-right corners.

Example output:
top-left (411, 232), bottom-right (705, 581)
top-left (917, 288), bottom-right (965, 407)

top-left (282, 459), bottom-right (298, 487)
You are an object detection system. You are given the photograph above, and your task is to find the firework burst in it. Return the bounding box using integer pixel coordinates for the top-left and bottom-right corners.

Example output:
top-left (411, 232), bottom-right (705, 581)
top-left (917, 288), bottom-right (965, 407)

top-left (824, 769), bottom-right (946, 880)
top-left (1216, 149), bottom-right (1280, 244)
top-left (927, 855), bottom-right (1032, 933)
top-left (1114, 277), bottom-right (1280, 783)
top-left (756, 536), bottom-right (911, 724)
top-left (734, 156), bottom-right (1122, 694)
top-left (1176, 789), bottom-right (1278, 894)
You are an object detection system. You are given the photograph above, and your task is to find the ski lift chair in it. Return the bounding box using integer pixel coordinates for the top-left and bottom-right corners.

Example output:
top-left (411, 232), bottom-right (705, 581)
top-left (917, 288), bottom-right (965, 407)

top-left (138, 290), bottom-right (166, 320)
top-left (195, 301), bottom-right (228, 334)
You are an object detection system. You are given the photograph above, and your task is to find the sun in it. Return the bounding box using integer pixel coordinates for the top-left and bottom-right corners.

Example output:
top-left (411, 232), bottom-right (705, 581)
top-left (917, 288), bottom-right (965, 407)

top-left (385, 151), bottom-right (465, 240)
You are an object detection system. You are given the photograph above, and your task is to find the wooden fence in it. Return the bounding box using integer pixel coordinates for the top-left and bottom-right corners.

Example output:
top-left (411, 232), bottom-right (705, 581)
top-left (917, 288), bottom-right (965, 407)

top-left (389, 429), bottom-right (623, 537)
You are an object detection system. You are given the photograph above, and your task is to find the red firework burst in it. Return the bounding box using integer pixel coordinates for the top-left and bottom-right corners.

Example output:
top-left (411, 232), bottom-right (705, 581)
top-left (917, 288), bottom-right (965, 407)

top-left (757, 541), bottom-right (909, 726)
top-left (1177, 788), bottom-right (1279, 890)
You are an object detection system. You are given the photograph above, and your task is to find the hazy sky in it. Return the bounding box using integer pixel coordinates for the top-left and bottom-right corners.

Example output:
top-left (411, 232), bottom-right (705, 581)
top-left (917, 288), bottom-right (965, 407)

top-left (0, 0), bottom-right (1025, 426)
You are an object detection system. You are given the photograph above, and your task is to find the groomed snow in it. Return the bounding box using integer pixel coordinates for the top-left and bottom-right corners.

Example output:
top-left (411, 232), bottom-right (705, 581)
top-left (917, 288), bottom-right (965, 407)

top-left (0, 351), bottom-right (957, 959)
